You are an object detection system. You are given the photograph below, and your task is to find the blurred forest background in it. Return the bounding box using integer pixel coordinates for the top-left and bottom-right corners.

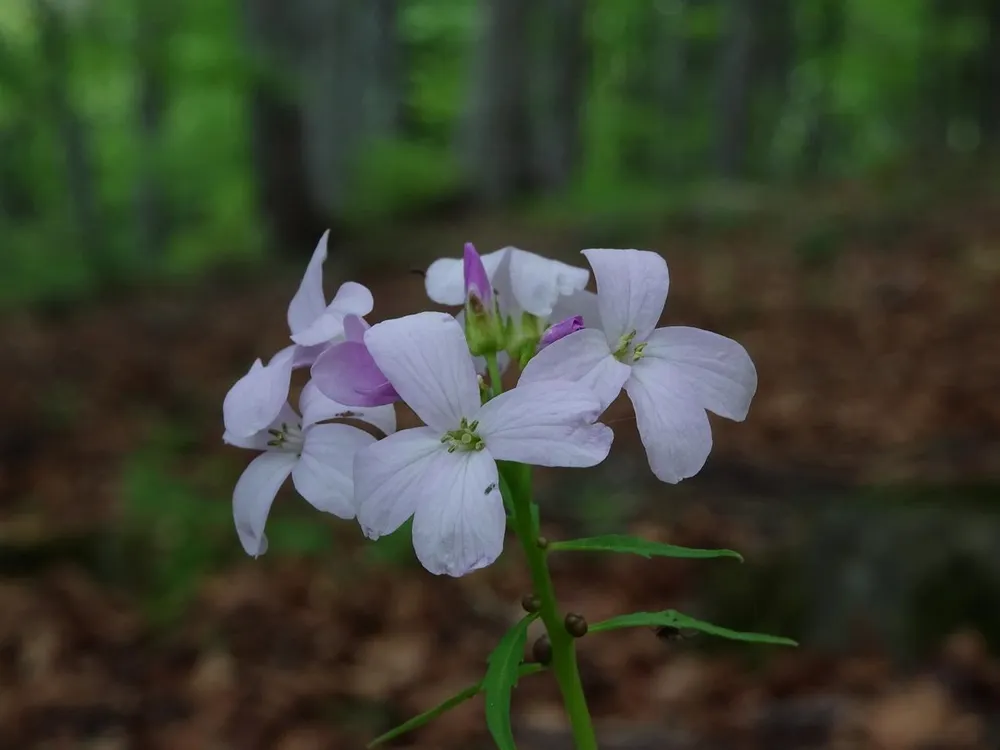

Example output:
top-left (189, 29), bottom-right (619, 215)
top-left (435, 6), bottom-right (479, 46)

top-left (2, 0), bottom-right (1000, 748)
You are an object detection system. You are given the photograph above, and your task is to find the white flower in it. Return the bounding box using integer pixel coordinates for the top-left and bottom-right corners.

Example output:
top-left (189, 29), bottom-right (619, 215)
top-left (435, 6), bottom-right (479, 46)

top-left (521, 249), bottom-right (757, 484)
top-left (222, 231), bottom-right (375, 438)
top-left (224, 379), bottom-right (396, 557)
top-left (425, 246), bottom-right (590, 320)
top-left (353, 312), bottom-right (612, 577)
top-left (288, 230), bottom-right (375, 346)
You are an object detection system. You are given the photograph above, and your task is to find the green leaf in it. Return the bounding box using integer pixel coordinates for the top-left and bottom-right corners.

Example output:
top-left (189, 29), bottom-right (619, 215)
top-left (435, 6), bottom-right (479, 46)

top-left (590, 610), bottom-right (797, 646)
top-left (483, 615), bottom-right (536, 750)
top-left (367, 663), bottom-right (543, 747)
top-left (548, 534), bottom-right (743, 562)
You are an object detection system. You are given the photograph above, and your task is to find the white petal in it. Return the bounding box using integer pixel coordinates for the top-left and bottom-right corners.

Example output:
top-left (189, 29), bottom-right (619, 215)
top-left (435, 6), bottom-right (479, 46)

top-left (551, 289), bottom-right (601, 330)
top-left (223, 402), bottom-right (299, 450)
top-left (299, 380), bottom-right (397, 435)
top-left (425, 250), bottom-right (507, 306)
top-left (503, 247), bottom-right (590, 318)
top-left (293, 423), bottom-right (375, 519)
top-left (363, 312), bottom-right (480, 432)
top-left (329, 281), bottom-right (374, 317)
top-left (583, 248), bottom-right (669, 344)
top-left (292, 343), bottom-right (329, 369)
top-left (290, 282), bottom-right (374, 346)
top-left (287, 231), bottom-right (330, 335)
top-left (354, 427), bottom-right (446, 539)
top-left (290, 313), bottom-right (347, 347)
top-left (518, 328), bottom-right (629, 411)
top-left (477, 382), bottom-right (613, 467)
top-left (642, 327), bottom-right (757, 421)
top-left (343, 314), bottom-right (369, 342)
top-left (625, 361), bottom-right (713, 484)
top-left (232, 451), bottom-right (296, 556)
top-left (411, 448), bottom-right (504, 577)
top-left (222, 346), bottom-right (296, 438)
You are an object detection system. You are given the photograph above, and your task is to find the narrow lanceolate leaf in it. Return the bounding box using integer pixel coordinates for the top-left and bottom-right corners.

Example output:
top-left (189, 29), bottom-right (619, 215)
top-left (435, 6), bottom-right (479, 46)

top-left (590, 610), bottom-right (797, 646)
top-left (483, 615), bottom-right (536, 750)
top-left (367, 663), bottom-right (544, 747)
top-left (548, 535), bottom-right (743, 562)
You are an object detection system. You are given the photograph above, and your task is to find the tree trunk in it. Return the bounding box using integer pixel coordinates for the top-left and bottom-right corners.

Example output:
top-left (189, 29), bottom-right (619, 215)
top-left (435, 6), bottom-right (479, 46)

top-left (532, 0), bottom-right (587, 191)
top-left (464, 0), bottom-right (534, 204)
top-left (134, 0), bottom-right (169, 266)
top-left (36, 0), bottom-right (106, 268)
top-left (714, 0), bottom-right (756, 178)
top-left (801, 0), bottom-right (843, 176)
top-left (242, 0), bottom-right (329, 255)
top-left (980, 0), bottom-right (1000, 141)
top-left (754, 0), bottom-right (794, 175)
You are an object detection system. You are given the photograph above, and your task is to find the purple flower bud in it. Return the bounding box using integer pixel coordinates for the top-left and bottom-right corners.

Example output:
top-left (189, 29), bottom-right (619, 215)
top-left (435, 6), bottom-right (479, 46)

top-left (537, 315), bottom-right (584, 351)
top-left (463, 242), bottom-right (492, 307)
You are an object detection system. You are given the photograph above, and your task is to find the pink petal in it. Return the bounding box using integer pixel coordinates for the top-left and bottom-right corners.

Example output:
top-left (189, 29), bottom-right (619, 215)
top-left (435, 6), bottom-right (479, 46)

top-left (311, 341), bottom-right (400, 408)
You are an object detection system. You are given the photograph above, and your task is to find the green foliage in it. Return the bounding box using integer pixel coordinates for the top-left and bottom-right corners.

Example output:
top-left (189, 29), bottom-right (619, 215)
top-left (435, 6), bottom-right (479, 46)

top-left (347, 139), bottom-right (462, 223)
top-left (2, 0), bottom-right (998, 301)
top-left (363, 518), bottom-right (419, 568)
top-left (367, 663), bottom-right (545, 747)
top-left (548, 534), bottom-right (743, 562)
top-left (115, 423), bottom-right (333, 624)
top-left (590, 609), bottom-right (798, 647)
top-left (484, 614), bottom-right (536, 750)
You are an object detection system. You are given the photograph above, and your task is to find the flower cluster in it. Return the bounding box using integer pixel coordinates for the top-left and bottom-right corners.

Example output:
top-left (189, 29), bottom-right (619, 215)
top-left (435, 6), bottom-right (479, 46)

top-left (222, 236), bottom-right (757, 576)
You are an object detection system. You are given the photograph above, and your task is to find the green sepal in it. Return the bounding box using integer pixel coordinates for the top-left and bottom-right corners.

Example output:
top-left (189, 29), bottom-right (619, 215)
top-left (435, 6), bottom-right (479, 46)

top-left (547, 534), bottom-right (743, 562)
top-left (367, 662), bottom-right (544, 747)
top-left (590, 609), bottom-right (797, 646)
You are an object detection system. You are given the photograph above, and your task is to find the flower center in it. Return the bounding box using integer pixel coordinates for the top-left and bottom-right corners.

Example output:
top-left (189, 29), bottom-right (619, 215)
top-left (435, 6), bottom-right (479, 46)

top-left (267, 422), bottom-right (305, 455)
top-left (441, 417), bottom-right (486, 453)
top-left (613, 329), bottom-right (647, 363)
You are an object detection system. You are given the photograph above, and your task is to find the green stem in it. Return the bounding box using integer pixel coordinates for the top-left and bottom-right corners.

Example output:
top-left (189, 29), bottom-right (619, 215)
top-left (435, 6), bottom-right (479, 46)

top-left (485, 353), bottom-right (504, 398)
top-left (503, 463), bottom-right (598, 750)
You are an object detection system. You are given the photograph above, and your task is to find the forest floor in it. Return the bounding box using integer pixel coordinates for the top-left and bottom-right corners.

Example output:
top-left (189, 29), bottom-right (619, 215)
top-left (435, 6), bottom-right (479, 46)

top-left (1, 188), bottom-right (1000, 749)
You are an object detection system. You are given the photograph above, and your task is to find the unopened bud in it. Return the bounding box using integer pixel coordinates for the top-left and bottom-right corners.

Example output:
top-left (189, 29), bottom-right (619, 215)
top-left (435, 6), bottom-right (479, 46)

top-left (564, 613), bottom-right (588, 638)
top-left (536, 536), bottom-right (549, 550)
top-left (463, 243), bottom-right (504, 356)
top-left (537, 315), bottom-right (584, 352)
top-left (532, 635), bottom-right (552, 665)
top-left (521, 593), bottom-right (541, 613)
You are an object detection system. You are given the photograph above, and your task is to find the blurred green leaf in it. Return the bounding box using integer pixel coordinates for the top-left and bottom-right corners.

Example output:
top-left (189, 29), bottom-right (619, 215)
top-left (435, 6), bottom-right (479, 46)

top-left (548, 535), bottom-right (743, 562)
top-left (368, 663), bottom-right (544, 747)
top-left (590, 609), bottom-right (798, 646)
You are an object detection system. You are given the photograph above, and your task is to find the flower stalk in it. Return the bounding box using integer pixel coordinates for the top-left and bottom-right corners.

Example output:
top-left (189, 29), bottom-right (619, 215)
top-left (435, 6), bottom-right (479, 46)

top-left (492, 361), bottom-right (599, 750)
